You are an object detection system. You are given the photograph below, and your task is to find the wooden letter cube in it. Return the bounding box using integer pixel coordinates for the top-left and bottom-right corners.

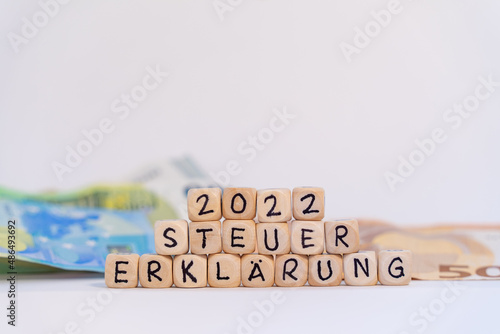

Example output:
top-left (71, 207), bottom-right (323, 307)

top-left (275, 254), bottom-right (308, 287)
top-left (189, 221), bottom-right (222, 254)
top-left (256, 222), bottom-right (290, 255)
top-left (308, 254), bottom-right (343, 286)
top-left (344, 251), bottom-right (378, 286)
top-left (222, 220), bottom-right (256, 255)
top-left (187, 188), bottom-right (222, 222)
top-left (222, 187), bottom-right (257, 220)
top-left (378, 250), bottom-right (412, 285)
top-left (208, 253), bottom-right (241, 288)
top-left (290, 220), bottom-right (325, 255)
top-left (241, 254), bottom-right (275, 287)
top-left (173, 254), bottom-right (207, 288)
top-left (325, 219), bottom-right (360, 254)
top-left (256, 188), bottom-right (291, 223)
top-left (105, 253), bottom-right (140, 288)
top-left (154, 220), bottom-right (189, 255)
top-left (139, 254), bottom-right (173, 288)
top-left (292, 187), bottom-right (325, 221)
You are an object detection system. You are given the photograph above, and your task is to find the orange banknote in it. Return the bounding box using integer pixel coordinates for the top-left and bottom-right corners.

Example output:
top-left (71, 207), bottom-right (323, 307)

top-left (358, 219), bottom-right (500, 280)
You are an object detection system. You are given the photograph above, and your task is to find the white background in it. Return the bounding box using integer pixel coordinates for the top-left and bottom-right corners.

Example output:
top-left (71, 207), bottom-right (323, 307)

top-left (0, 1), bottom-right (499, 334)
top-left (1, 0), bottom-right (499, 224)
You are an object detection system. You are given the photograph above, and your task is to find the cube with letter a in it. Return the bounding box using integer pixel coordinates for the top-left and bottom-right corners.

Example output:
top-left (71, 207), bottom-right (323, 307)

top-left (241, 254), bottom-right (274, 287)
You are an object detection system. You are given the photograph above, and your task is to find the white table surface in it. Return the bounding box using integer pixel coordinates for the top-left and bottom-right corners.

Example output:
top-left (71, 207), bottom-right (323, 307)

top-left (2, 272), bottom-right (499, 334)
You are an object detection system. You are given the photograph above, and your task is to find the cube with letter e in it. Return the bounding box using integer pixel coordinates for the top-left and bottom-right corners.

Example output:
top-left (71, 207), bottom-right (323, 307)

top-left (105, 254), bottom-right (140, 288)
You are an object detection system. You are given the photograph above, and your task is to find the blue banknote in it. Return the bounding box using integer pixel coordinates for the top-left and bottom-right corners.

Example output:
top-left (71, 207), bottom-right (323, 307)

top-left (0, 199), bottom-right (155, 273)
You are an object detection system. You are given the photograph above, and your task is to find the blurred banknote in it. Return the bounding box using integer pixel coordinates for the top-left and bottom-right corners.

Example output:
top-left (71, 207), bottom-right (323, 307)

top-left (0, 156), bottom-right (216, 272)
top-left (127, 155), bottom-right (218, 220)
top-left (0, 199), bottom-right (154, 273)
top-left (359, 219), bottom-right (500, 280)
top-left (0, 156), bottom-right (217, 225)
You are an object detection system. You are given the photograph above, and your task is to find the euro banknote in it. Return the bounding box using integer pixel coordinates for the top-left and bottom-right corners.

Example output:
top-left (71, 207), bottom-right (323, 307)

top-left (0, 156), bottom-right (217, 225)
top-left (358, 219), bottom-right (500, 280)
top-left (0, 156), bottom-right (217, 272)
top-left (0, 199), bottom-right (154, 273)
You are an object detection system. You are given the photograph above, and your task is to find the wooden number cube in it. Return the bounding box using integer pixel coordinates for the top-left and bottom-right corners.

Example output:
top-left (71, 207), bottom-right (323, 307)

top-left (290, 220), bottom-right (325, 255)
top-left (208, 253), bottom-right (241, 288)
top-left (241, 254), bottom-right (274, 287)
top-left (222, 220), bottom-right (256, 255)
top-left (189, 221), bottom-right (222, 254)
top-left (154, 220), bottom-right (189, 255)
top-left (308, 254), bottom-right (343, 286)
top-left (256, 222), bottom-right (290, 255)
top-left (292, 187), bottom-right (325, 221)
top-left (275, 254), bottom-right (308, 287)
top-left (173, 254), bottom-right (207, 288)
top-left (187, 188), bottom-right (222, 222)
top-left (325, 219), bottom-right (360, 254)
top-left (256, 188), bottom-right (291, 223)
top-left (344, 251), bottom-right (378, 286)
top-left (105, 253), bottom-right (140, 288)
top-left (222, 187), bottom-right (257, 220)
top-left (139, 254), bottom-right (173, 288)
top-left (378, 250), bottom-right (412, 285)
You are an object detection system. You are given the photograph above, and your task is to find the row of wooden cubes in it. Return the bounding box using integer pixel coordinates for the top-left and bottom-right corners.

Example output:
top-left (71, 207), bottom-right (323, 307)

top-left (188, 187), bottom-right (325, 222)
top-left (105, 250), bottom-right (412, 288)
top-left (155, 219), bottom-right (360, 255)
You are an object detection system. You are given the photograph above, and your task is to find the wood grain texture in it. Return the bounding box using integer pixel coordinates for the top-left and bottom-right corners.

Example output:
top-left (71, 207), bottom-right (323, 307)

top-left (139, 254), bottom-right (173, 288)
top-left (208, 253), bottom-right (241, 287)
top-left (187, 188), bottom-right (222, 222)
top-left (154, 220), bottom-right (189, 255)
top-left (173, 254), bottom-right (208, 288)
top-left (292, 187), bottom-right (325, 221)
top-left (290, 220), bottom-right (325, 255)
top-left (344, 251), bottom-right (378, 286)
top-left (222, 220), bottom-right (256, 255)
top-left (325, 219), bottom-right (360, 254)
top-left (241, 254), bottom-right (275, 287)
top-left (105, 253), bottom-right (140, 288)
top-left (222, 187), bottom-right (257, 220)
top-left (189, 221), bottom-right (222, 255)
top-left (308, 254), bottom-right (343, 286)
top-left (256, 188), bottom-right (291, 223)
top-left (378, 250), bottom-right (412, 285)
top-left (275, 254), bottom-right (308, 287)
top-left (256, 222), bottom-right (290, 255)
